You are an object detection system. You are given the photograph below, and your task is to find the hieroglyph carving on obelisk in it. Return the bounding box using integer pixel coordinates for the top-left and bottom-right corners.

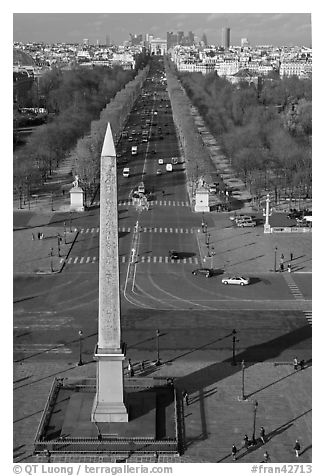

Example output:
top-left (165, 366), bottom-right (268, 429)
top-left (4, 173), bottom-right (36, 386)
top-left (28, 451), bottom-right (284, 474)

top-left (91, 123), bottom-right (128, 422)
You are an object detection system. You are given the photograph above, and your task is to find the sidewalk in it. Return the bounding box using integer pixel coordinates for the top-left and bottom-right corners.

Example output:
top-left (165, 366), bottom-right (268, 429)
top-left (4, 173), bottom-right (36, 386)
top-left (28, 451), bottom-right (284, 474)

top-left (13, 357), bottom-right (311, 463)
top-left (196, 224), bottom-right (312, 274)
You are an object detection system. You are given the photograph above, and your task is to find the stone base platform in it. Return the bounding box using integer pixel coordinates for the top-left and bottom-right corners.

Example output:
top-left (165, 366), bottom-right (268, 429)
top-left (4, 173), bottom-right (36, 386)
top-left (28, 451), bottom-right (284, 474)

top-left (34, 377), bottom-right (180, 458)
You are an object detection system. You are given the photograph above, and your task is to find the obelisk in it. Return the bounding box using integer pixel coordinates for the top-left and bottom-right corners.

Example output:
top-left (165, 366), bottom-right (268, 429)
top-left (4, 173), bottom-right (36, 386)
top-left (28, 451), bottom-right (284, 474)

top-left (91, 123), bottom-right (128, 423)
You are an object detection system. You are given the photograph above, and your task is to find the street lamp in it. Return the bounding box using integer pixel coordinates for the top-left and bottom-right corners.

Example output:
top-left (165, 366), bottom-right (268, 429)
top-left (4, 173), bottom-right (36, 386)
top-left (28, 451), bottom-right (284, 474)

top-left (206, 233), bottom-right (210, 246)
top-left (155, 329), bottom-right (161, 366)
top-left (78, 330), bottom-right (83, 366)
top-left (49, 248), bottom-right (54, 273)
top-left (274, 246), bottom-right (278, 272)
top-left (63, 221), bottom-right (67, 244)
top-left (51, 192), bottom-right (54, 211)
top-left (251, 400), bottom-right (259, 445)
top-left (201, 213), bottom-right (206, 233)
top-left (57, 234), bottom-right (62, 257)
top-left (231, 329), bottom-right (238, 366)
top-left (69, 213), bottom-right (72, 232)
top-left (241, 360), bottom-right (246, 400)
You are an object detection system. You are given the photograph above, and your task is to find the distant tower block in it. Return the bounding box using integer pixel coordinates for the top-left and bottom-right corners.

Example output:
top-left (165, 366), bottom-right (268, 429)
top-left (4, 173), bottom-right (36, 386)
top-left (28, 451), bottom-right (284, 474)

top-left (91, 123), bottom-right (128, 423)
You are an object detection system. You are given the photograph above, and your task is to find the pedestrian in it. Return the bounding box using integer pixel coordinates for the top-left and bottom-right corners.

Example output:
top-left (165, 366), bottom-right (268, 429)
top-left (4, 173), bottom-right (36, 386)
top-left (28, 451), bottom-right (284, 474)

top-left (280, 253), bottom-right (284, 261)
top-left (290, 252), bottom-right (293, 261)
top-left (287, 263), bottom-right (291, 273)
top-left (294, 439), bottom-right (301, 457)
top-left (231, 444), bottom-right (237, 461)
top-left (263, 451), bottom-right (270, 463)
top-left (293, 357), bottom-right (298, 371)
top-left (127, 358), bottom-right (134, 377)
top-left (182, 389), bottom-right (189, 406)
top-left (299, 359), bottom-right (305, 370)
top-left (260, 427), bottom-right (266, 444)
top-left (37, 232), bottom-right (41, 240)
top-left (280, 262), bottom-right (284, 272)
top-left (243, 434), bottom-right (249, 449)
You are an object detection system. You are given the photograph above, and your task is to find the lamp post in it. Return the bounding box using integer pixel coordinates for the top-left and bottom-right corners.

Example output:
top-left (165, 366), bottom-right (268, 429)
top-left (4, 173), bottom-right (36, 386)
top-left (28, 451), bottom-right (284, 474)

top-left (231, 329), bottom-right (238, 366)
top-left (63, 221), bottom-right (67, 244)
top-left (251, 400), bottom-right (259, 445)
top-left (201, 213), bottom-right (206, 233)
top-left (57, 234), bottom-right (62, 257)
top-left (78, 330), bottom-right (83, 366)
top-left (69, 212), bottom-right (72, 232)
top-left (51, 192), bottom-right (54, 212)
top-left (274, 246), bottom-right (278, 272)
top-left (49, 248), bottom-right (54, 273)
top-left (206, 233), bottom-right (210, 246)
top-left (155, 329), bottom-right (161, 366)
top-left (241, 360), bottom-right (246, 400)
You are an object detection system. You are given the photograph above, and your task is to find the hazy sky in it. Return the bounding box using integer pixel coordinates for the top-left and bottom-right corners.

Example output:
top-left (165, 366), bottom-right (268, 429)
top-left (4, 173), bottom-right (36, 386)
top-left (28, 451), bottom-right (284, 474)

top-left (13, 12), bottom-right (312, 47)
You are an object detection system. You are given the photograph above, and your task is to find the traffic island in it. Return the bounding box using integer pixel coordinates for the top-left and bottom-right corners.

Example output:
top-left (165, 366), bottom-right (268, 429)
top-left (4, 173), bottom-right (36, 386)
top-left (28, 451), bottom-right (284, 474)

top-left (33, 377), bottom-right (180, 461)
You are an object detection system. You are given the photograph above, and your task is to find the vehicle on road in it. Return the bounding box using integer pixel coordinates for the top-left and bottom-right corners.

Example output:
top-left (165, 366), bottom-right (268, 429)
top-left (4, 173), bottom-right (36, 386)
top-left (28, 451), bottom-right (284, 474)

top-left (158, 158), bottom-right (164, 165)
top-left (156, 169), bottom-right (162, 175)
top-left (192, 268), bottom-right (213, 278)
top-left (171, 157), bottom-right (178, 165)
top-left (166, 163), bottom-right (173, 172)
top-left (169, 250), bottom-right (181, 260)
top-left (287, 210), bottom-right (303, 219)
top-left (209, 185), bottom-right (217, 194)
top-left (138, 182), bottom-right (145, 194)
top-left (221, 276), bottom-right (250, 286)
top-left (122, 167), bottom-right (130, 178)
top-left (131, 146), bottom-right (138, 156)
top-left (237, 220), bottom-right (257, 227)
top-left (229, 214), bottom-right (249, 222)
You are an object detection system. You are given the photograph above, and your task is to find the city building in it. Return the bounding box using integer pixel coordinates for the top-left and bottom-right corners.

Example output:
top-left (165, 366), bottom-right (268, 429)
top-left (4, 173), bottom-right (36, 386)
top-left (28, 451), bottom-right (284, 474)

top-left (149, 38), bottom-right (167, 55)
top-left (221, 27), bottom-right (230, 49)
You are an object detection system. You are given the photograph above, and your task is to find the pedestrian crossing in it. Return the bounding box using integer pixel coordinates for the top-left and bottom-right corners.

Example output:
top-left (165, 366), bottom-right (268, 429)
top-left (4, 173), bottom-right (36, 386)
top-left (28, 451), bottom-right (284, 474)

top-left (118, 199), bottom-right (190, 207)
top-left (283, 274), bottom-right (304, 300)
top-left (60, 255), bottom-right (199, 265)
top-left (80, 226), bottom-right (195, 234)
top-left (304, 311), bottom-right (312, 326)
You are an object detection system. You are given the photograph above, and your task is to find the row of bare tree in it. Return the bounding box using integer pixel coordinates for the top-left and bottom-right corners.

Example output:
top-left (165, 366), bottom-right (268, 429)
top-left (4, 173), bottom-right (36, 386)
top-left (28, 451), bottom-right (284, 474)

top-left (177, 68), bottom-right (312, 202)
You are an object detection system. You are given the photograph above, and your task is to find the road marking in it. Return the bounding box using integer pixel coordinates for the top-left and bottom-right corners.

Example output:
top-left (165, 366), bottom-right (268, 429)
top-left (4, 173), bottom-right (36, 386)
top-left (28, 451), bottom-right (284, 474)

top-left (86, 256), bottom-right (90, 263)
top-left (73, 257), bottom-right (78, 264)
top-left (80, 256), bottom-right (84, 264)
top-left (304, 311), bottom-right (312, 326)
top-left (92, 257), bottom-right (96, 263)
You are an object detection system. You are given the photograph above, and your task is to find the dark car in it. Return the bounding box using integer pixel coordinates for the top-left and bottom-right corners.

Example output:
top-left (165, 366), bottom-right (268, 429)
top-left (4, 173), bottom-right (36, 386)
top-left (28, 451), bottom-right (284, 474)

top-left (192, 268), bottom-right (213, 278)
top-left (287, 209), bottom-right (303, 219)
top-left (169, 250), bottom-right (181, 260)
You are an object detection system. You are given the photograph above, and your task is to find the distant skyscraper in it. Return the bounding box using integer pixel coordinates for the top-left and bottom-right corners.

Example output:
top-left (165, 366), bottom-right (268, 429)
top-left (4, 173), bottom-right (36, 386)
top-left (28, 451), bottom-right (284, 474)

top-left (83, 38), bottom-right (89, 47)
top-left (241, 38), bottom-right (249, 48)
top-left (129, 33), bottom-right (143, 46)
top-left (167, 31), bottom-right (178, 50)
top-left (188, 31), bottom-right (195, 45)
top-left (177, 31), bottom-right (184, 45)
top-left (221, 27), bottom-right (230, 49)
top-left (202, 33), bottom-right (208, 47)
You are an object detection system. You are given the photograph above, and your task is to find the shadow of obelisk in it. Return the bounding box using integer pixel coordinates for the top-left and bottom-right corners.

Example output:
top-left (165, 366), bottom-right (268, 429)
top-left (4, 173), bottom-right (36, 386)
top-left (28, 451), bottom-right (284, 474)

top-left (91, 123), bottom-right (128, 423)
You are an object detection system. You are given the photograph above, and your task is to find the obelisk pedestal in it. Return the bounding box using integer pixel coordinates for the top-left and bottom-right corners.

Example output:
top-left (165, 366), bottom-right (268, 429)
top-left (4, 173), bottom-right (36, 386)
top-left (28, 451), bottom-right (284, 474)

top-left (91, 123), bottom-right (128, 423)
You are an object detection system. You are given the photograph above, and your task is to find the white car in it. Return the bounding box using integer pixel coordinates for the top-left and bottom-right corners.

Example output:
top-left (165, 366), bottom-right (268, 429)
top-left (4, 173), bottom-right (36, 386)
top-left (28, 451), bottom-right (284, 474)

top-left (222, 276), bottom-right (250, 286)
top-left (158, 158), bottom-right (164, 165)
top-left (237, 220), bottom-right (257, 227)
